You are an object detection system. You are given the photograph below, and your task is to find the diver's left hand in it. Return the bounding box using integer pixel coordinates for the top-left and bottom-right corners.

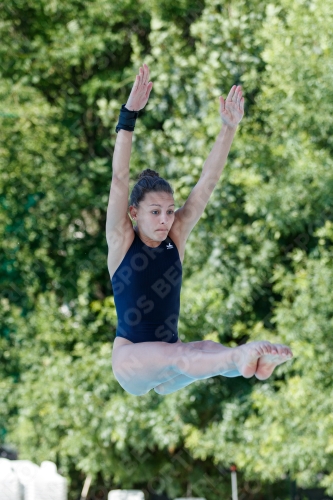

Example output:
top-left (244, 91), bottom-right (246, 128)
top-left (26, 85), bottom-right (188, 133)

top-left (219, 85), bottom-right (244, 128)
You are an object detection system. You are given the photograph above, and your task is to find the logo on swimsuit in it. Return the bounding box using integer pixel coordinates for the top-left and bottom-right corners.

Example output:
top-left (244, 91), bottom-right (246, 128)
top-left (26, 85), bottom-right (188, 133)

top-left (166, 242), bottom-right (173, 249)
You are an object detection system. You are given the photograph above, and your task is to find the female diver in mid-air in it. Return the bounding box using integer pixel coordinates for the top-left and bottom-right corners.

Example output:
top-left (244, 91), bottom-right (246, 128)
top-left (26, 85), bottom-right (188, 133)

top-left (106, 63), bottom-right (293, 396)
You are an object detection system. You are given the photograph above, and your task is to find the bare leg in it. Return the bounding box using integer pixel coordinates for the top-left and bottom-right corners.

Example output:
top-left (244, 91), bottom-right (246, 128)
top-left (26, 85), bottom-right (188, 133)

top-left (112, 339), bottom-right (293, 396)
top-left (154, 340), bottom-right (241, 395)
top-left (154, 340), bottom-right (293, 394)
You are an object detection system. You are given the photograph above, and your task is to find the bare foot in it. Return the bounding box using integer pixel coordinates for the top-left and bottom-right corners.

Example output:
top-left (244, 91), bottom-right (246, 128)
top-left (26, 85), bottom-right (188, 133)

top-left (255, 343), bottom-right (293, 380)
top-left (232, 341), bottom-right (277, 378)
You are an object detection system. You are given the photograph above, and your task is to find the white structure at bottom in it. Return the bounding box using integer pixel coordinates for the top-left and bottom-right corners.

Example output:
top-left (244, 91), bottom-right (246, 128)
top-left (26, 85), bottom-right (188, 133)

top-left (0, 459), bottom-right (67, 500)
top-left (10, 460), bottom-right (40, 499)
top-left (0, 458), bottom-right (21, 500)
top-left (24, 461), bottom-right (67, 500)
top-left (108, 491), bottom-right (145, 500)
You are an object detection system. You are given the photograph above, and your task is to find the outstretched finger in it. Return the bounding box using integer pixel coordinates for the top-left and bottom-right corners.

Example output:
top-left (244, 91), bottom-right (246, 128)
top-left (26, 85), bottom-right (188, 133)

top-left (236, 88), bottom-right (242, 104)
top-left (240, 97), bottom-right (244, 111)
top-left (226, 85), bottom-right (237, 101)
top-left (145, 81), bottom-right (153, 99)
top-left (135, 70), bottom-right (141, 88)
top-left (143, 63), bottom-right (150, 86)
top-left (140, 64), bottom-right (147, 87)
top-left (139, 66), bottom-right (145, 85)
top-left (134, 74), bottom-right (140, 90)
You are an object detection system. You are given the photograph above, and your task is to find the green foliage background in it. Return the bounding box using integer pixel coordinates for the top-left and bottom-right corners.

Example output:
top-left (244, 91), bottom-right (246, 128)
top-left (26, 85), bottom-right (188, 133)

top-left (1, 0), bottom-right (333, 498)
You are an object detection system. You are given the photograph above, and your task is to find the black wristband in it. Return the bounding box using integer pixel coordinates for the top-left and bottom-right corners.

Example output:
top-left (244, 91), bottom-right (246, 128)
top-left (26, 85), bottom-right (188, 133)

top-left (115, 104), bottom-right (139, 133)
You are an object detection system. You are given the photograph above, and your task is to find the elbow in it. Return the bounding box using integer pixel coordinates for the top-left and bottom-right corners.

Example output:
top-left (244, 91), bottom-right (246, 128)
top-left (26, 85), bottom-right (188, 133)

top-left (200, 172), bottom-right (219, 190)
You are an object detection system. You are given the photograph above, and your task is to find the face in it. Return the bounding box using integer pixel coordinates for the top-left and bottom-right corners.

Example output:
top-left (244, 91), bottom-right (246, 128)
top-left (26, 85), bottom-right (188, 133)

top-left (129, 191), bottom-right (175, 241)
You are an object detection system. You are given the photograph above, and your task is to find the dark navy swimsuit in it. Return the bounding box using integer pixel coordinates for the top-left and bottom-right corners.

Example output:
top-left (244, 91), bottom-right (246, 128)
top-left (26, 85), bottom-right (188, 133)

top-left (111, 230), bottom-right (182, 343)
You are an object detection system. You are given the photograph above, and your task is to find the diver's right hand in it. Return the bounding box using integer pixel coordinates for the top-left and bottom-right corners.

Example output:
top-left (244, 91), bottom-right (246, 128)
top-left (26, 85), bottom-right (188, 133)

top-left (125, 63), bottom-right (153, 112)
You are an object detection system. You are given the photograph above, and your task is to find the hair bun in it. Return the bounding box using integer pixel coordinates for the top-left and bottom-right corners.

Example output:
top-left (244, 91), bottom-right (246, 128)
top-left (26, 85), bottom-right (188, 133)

top-left (138, 169), bottom-right (160, 180)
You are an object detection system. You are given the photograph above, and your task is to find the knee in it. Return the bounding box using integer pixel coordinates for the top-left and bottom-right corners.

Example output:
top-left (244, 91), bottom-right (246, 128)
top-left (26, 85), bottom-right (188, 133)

top-left (205, 340), bottom-right (218, 348)
top-left (199, 340), bottom-right (221, 351)
top-left (173, 344), bottom-right (194, 375)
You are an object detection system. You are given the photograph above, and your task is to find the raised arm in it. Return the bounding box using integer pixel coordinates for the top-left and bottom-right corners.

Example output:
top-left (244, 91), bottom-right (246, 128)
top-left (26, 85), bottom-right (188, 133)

top-left (106, 64), bottom-right (153, 246)
top-left (172, 85), bottom-right (244, 242)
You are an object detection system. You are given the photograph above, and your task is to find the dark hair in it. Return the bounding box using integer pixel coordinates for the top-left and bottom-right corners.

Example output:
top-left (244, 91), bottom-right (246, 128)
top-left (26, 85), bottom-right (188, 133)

top-left (129, 169), bottom-right (174, 208)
